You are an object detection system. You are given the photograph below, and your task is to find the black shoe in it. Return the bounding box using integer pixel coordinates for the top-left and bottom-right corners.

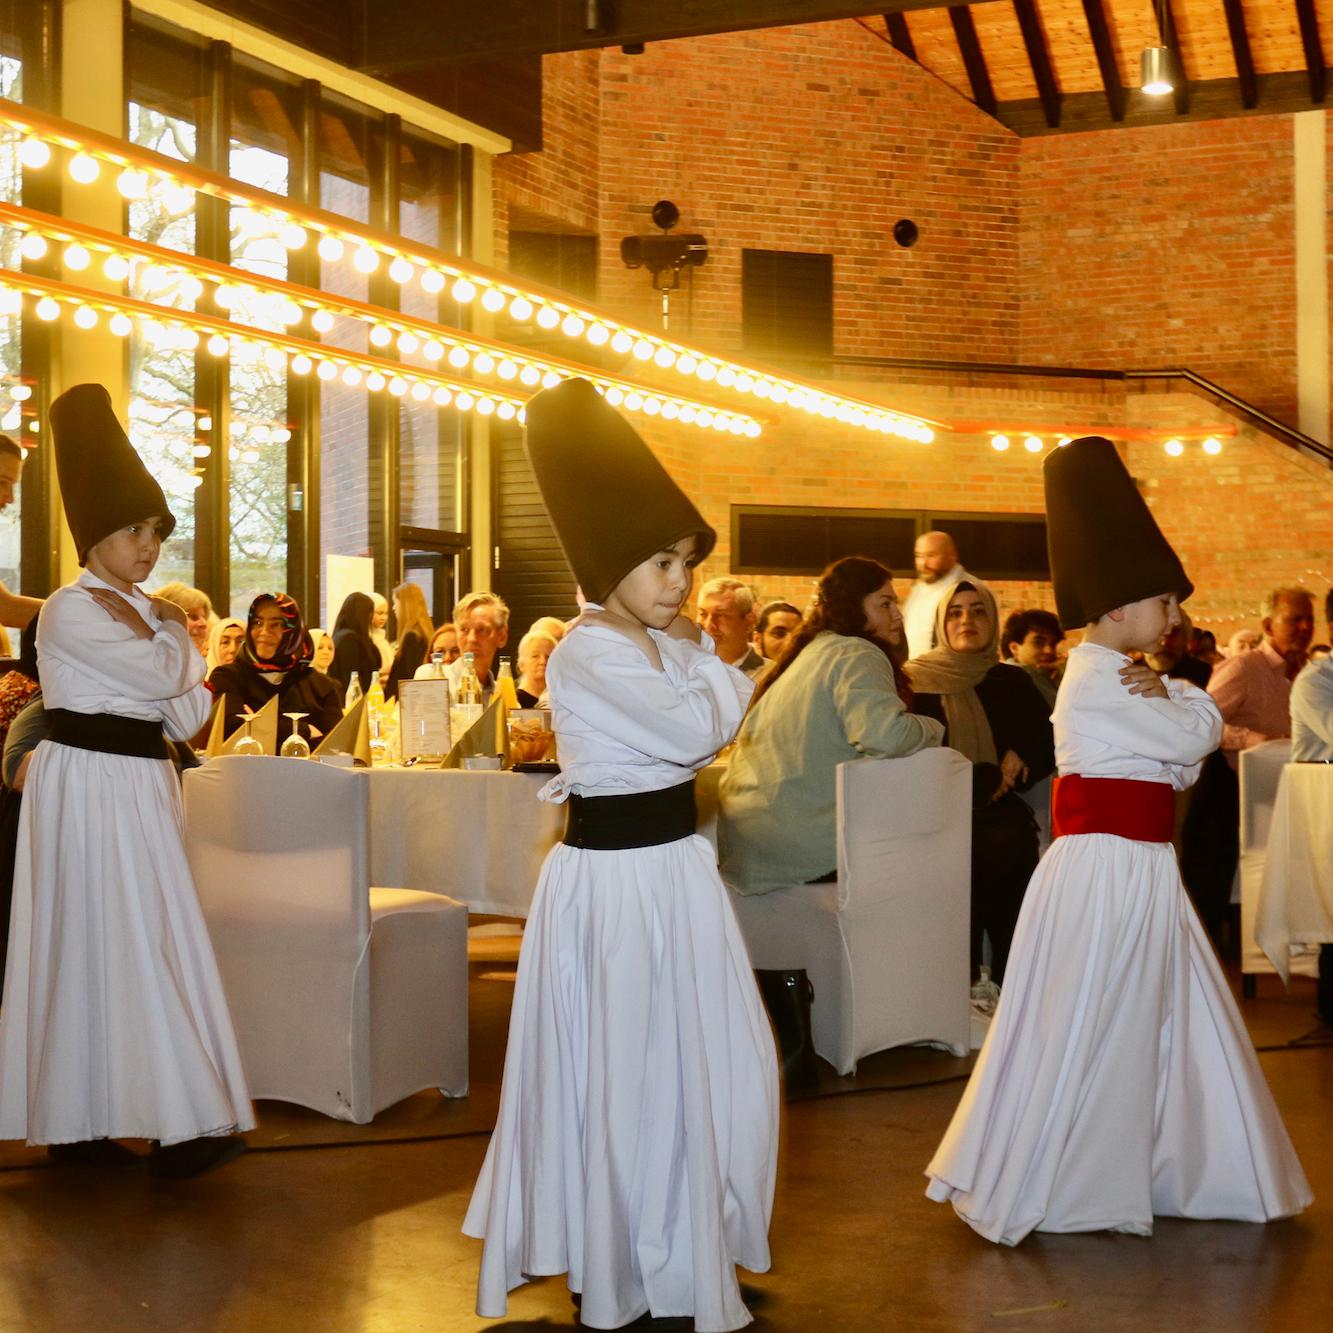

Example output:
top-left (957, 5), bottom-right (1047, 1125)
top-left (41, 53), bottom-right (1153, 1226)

top-left (149, 1134), bottom-right (246, 1180)
top-left (47, 1140), bottom-right (143, 1169)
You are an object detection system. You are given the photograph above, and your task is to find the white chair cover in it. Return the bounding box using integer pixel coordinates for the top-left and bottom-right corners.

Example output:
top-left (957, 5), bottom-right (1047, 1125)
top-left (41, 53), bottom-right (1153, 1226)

top-left (728, 748), bottom-right (973, 1075)
top-left (184, 756), bottom-right (468, 1122)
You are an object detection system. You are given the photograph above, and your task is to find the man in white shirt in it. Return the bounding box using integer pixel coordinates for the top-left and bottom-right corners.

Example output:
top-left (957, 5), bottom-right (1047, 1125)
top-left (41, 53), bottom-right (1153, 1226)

top-left (902, 530), bottom-right (970, 659)
top-left (446, 591), bottom-right (510, 706)
top-left (0, 436), bottom-right (44, 633)
top-left (697, 577), bottom-right (771, 680)
top-left (1290, 588), bottom-right (1333, 762)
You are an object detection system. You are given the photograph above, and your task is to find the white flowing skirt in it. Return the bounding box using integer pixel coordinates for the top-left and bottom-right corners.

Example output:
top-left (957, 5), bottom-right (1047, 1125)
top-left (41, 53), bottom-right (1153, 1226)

top-left (0, 742), bottom-right (254, 1146)
top-left (926, 832), bottom-right (1311, 1244)
top-left (464, 834), bottom-right (779, 1332)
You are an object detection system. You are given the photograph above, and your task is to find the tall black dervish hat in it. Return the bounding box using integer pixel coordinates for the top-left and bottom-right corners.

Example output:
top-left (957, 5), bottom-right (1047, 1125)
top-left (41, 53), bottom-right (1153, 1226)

top-left (1043, 435), bottom-right (1193, 630)
top-left (50, 384), bottom-right (175, 564)
top-left (523, 377), bottom-right (715, 605)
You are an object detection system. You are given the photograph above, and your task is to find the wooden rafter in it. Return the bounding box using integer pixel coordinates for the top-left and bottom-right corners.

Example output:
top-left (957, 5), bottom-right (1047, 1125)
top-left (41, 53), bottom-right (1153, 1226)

top-left (1295, 0), bottom-right (1327, 104)
top-left (1012, 0), bottom-right (1059, 129)
top-left (1157, 0), bottom-right (1191, 116)
top-left (884, 11), bottom-right (917, 60)
top-left (1080, 0), bottom-right (1126, 123)
top-left (1221, 0), bottom-right (1258, 110)
top-left (948, 6), bottom-right (997, 117)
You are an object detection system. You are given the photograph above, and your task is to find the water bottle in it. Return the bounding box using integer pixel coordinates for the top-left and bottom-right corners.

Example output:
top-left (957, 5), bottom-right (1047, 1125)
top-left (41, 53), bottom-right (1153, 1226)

top-left (429, 650), bottom-right (445, 679)
top-left (344, 673), bottom-right (363, 712)
top-left (969, 965), bottom-right (1000, 1018)
top-left (451, 651), bottom-right (484, 739)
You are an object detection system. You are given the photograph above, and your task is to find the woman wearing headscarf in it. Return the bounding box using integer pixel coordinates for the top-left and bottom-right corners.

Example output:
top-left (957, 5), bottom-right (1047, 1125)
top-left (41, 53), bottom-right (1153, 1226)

top-left (207, 593), bottom-right (342, 751)
top-left (905, 581), bottom-right (1055, 985)
top-left (328, 591), bottom-right (380, 699)
top-left (205, 616), bottom-right (245, 675)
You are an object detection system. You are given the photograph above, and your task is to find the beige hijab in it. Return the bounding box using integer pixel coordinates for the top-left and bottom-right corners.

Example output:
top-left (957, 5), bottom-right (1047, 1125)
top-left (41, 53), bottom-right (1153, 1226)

top-left (903, 581), bottom-right (1000, 765)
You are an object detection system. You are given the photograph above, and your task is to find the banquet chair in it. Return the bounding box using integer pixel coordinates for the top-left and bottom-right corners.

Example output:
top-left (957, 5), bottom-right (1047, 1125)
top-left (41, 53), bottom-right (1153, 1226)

top-left (184, 756), bottom-right (468, 1123)
top-left (728, 748), bottom-right (973, 1075)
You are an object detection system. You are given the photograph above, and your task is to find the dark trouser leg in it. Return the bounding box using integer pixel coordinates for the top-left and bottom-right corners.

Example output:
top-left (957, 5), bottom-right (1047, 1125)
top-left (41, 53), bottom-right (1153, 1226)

top-left (1318, 944), bottom-right (1333, 1024)
top-left (971, 801), bottom-right (1041, 987)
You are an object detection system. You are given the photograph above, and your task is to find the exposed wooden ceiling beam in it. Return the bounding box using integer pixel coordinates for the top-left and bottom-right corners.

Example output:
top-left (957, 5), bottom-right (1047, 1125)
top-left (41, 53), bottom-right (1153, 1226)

top-left (1221, 0), bottom-right (1258, 109)
top-left (1080, 0), bottom-right (1126, 123)
top-left (357, 0), bottom-right (1004, 73)
top-left (884, 12), bottom-right (917, 61)
top-left (1158, 0), bottom-right (1191, 116)
top-left (1012, 0), bottom-right (1060, 129)
top-left (948, 6), bottom-right (997, 117)
top-left (1295, 0), bottom-right (1327, 104)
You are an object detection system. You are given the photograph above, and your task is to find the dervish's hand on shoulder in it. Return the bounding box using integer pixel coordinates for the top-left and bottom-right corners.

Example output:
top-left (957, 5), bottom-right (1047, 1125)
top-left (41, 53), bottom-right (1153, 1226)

top-left (88, 587), bottom-right (154, 641)
top-left (1118, 662), bottom-right (1169, 700)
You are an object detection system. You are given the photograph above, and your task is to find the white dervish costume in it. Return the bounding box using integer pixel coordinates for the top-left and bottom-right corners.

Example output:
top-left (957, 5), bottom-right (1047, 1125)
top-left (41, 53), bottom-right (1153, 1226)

top-left (465, 616), bottom-right (779, 1330)
top-left (925, 642), bottom-right (1312, 1242)
top-left (0, 573), bottom-right (253, 1145)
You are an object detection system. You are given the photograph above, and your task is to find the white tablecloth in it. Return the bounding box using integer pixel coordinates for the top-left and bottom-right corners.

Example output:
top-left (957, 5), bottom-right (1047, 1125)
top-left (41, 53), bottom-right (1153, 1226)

top-left (1255, 764), bottom-right (1333, 982)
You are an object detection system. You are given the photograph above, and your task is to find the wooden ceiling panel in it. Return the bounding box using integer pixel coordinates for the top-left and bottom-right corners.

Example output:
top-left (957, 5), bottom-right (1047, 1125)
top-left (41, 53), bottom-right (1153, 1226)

top-left (1036, 1), bottom-right (1121, 93)
top-left (1241, 0), bottom-right (1326, 74)
top-left (899, 9), bottom-right (977, 102)
top-left (1172, 0), bottom-right (1251, 81)
top-left (969, 3), bottom-right (1039, 100)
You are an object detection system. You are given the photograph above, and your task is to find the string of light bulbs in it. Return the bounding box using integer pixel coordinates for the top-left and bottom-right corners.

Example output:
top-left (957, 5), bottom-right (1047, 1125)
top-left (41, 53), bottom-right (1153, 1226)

top-left (0, 97), bottom-right (944, 443)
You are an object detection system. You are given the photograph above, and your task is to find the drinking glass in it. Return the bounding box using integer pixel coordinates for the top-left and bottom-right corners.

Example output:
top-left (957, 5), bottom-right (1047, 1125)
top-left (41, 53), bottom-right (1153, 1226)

top-left (232, 715), bottom-right (264, 756)
top-left (280, 713), bottom-right (311, 759)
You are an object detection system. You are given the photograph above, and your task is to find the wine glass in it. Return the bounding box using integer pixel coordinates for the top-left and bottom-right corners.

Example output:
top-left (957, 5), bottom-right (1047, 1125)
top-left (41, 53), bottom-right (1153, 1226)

top-left (232, 715), bottom-right (264, 756)
top-left (280, 712), bottom-right (311, 759)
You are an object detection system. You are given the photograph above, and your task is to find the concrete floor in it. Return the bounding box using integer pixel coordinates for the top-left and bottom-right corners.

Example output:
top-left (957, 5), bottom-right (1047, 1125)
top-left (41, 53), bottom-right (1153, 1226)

top-left (2, 943), bottom-right (1330, 1332)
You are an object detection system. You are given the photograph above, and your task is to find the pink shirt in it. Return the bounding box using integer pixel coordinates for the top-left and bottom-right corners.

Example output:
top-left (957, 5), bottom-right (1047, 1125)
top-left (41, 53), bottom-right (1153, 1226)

top-left (1207, 641), bottom-right (1295, 765)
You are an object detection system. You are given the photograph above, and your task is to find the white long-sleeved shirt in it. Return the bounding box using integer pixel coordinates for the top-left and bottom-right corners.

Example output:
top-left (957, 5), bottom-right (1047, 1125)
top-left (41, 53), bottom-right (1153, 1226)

top-left (1290, 656), bottom-right (1333, 761)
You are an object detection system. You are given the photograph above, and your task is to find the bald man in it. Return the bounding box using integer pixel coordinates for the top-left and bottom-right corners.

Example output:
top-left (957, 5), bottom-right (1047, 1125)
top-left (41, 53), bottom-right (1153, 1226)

top-left (903, 530), bottom-right (972, 658)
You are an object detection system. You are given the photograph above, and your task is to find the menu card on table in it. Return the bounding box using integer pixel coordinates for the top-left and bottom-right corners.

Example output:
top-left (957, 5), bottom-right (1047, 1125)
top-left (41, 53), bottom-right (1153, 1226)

top-left (398, 678), bottom-right (452, 761)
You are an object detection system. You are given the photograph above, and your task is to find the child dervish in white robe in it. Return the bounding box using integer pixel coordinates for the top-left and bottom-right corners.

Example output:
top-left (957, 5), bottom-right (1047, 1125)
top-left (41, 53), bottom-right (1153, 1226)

top-left (0, 384), bottom-right (252, 1177)
top-left (926, 435), bottom-right (1311, 1243)
top-left (464, 378), bottom-right (778, 1331)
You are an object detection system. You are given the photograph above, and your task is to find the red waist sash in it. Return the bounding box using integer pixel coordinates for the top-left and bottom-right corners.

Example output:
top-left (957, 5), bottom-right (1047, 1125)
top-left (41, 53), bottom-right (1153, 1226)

top-left (1051, 775), bottom-right (1175, 844)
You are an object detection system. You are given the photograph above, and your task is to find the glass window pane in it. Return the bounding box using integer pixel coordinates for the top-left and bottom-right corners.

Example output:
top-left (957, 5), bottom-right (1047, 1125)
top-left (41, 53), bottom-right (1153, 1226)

top-left (0, 47), bottom-right (23, 617)
top-left (400, 401), bottom-right (461, 532)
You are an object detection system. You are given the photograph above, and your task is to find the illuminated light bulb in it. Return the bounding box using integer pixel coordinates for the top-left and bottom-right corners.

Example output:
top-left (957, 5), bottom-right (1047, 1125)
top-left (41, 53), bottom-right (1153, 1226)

top-left (561, 313), bottom-right (585, 337)
top-left (193, 444), bottom-right (211, 459)
top-left (716, 367), bottom-right (737, 388)
top-left (353, 245), bottom-right (379, 274)
top-left (715, 415), bottom-right (733, 432)
top-left (587, 323), bottom-right (610, 347)
top-left (316, 234), bottom-right (343, 263)
top-left (422, 339), bottom-right (444, 361)
top-left (474, 352), bottom-right (495, 375)
top-left (388, 256), bottom-right (414, 284)
top-left (497, 401), bottom-right (517, 421)
top-left (735, 374), bottom-right (755, 393)
top-left (744, 420), bottom-right (762, 438)
top-left (207, 333), bottom-right (230, 357)
top-left (497, 359), bottom-right (518, 380)
top-left (316, 360), bottom-right (337, 382)
top-left (10, 384), bottom-right (31, 401)
top-left (213, 284), bottom-right (238, 310)
top-left (273, 427), bottom-right (291, 445)
top-left (476, 397), bottom-right (497, 415)
top-left (1024, 435), bottom-right (1043, 453)
top-left (625, 392), bottom-right (644, 411)
top-left (481, 287), bottom-right (506, 313)
top-left (535, 306), bottom-right (560, 331)
top-left (697, 410), bottom-right (714, 429)
top-left (679, 406), bottom-right (697, 424)
top-left (198, 415), bottom-right (213, 432)
top-left (341, 365), bottom-right (362, 387)
top-left (753, 380), bottom-right (773, 400)
top-left (397, 331), bottom-right (420, 356)
top-left (280, 221), bottom-right (307, 250)
top-left (388, 377), bottom-right (408, 397)
top-left (509, 295), bottom-right (533, 321)
top-left (919, 428), bottom-right (935, 445)
top-left (68, 152), bottom-right (100, 185)
top-left (180, 275), bottom-right (204, 303)
top-left (241, 448), bottom-right (260, 464)
top-left (593, 384), bottom-right (606, 395)
top-left (632, 339), bottom-right (654, 361)
top-left (366, 371), bottom-right (386, 392)
top-left (654, 346), bottom-right (677, 370)
top-left (770, 384), bottom-right (789, 404)
top-left (310, 309), bottom-right (336, 335)
top-left (451, 278), bottom-right (477, 304)
top-left (290, 354), bottom-right (312, 376)
top-left (19, 137), bottom-right (50, 169)
top-left (163, 185), bottom-right (194, 215)
top-left (411, 381), bottom-right (431, 402)
top-left (432, 386), bottom-right (452, 407)
top-left (19, 232), bottom-right (47, 261)
top-left (519, 365), bottom-right (541, 387)
top-left (817, 400), bottom-right (837, 418)
top-left (369, 325), bottom-right (393, 348)
top-left (991, 434), bottom-right (1010, 452)
top-left (447, 346), bottom-right (470, 369)
top-left (729, 419), bottom-right (747, 435)
top-left (420, 269), bottom-right (445, 294)
top-left (34, 297), bottom-right (60, 322)
top-left (661, 402), bottom-right (680, 421)
top-left (835, 406), bottom-right (853, 423)
top-left (696, 362), bottom-right (718, 382)
top-left (1163, 438), bottom-right (1184, 457)
top-left (676, 354), bottom-right (698, 375)
top-left (63, 243), bottom-right (91, 271)
top-left (116, 167), bottom-right (148, 199)
top-left (541, 370), bottom-right (560, 389)
top-left (180, 328), bottom-right (201, 352)
top-left (611, 331), bottom-right (634, 355)
top-left (187, 472), bottom-right (204, 488)
top-left (455, 391), bottom-right (475, 412)
top-left (0, 289), bottom-right (21, 316)
top-left (254, 425), bottom-right (273, 445)
top-left (643, 398), bottom-right (662, 416)
top-left (604, 387), bottom-right (624, 407)
top-left (1057, 435), bottom-right (1072, 447)
top-left (850, 410), bottom-right (867, 428)
top-left (1202, 436), bottom-right (1223, 455)
top-left (26, 420), bottom-right (37, 434)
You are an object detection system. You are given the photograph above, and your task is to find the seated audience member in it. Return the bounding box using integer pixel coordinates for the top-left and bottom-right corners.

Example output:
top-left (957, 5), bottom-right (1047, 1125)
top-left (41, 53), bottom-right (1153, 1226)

top-left (906, 582), bottom-right (1055, 985)
top-left (698, 576), bottom-right (771, 680)
top-left (208, 593), bottom-right (342, 750)
top-left (310, 628), bottom-right (336, 674)
top-left (0, 628), bottom-right (39, 751)
top-left (153, 580), bottom-right (213, 658)
top-left (1191, 627), bottom-right (1223, 666)
top-left (1145, 609), bottom-right (1213, 688)
top-left (719, 557), bottom-right (944, 896)
top-left (447, 591), bottom-right (510, 704)
top-left (329, 591), bottom-right (381, 698)
top-left (528, 614), bottom-right (569, 644)
top-left (0, 689), bottom-right (47, 993)
top-left (370, 591), bottom-right (393, 675)
top-left (1226, 626), bottom-right (1263, 658)
top-left (1291, 588), bottom-right (1333, 763)
top-left (753, 599), bottom-right (801, 665)
top-left (1000, 608), bottom-right (1064, 712)
top-left (385, 582), bottom-right (434, 700)
top-left (206, 617), bottom-right (245, 674)
top-left (515, 629), bottom-right (556, 707)
top-left (414, 623), bottom-right (461, 678)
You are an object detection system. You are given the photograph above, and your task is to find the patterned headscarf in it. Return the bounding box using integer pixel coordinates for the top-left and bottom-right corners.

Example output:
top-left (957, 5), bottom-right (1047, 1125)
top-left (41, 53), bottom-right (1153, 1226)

top-left (242, 592), bottom-right (313, 674)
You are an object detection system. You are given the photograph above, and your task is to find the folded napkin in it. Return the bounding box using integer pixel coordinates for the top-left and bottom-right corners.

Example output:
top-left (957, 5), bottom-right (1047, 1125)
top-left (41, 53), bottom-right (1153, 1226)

top-left (211, 693), bottom-right (280, 756)
top-left (444, 696), bottom-right (509, 769)
top-left (314, 696), bottom-right (371, 765)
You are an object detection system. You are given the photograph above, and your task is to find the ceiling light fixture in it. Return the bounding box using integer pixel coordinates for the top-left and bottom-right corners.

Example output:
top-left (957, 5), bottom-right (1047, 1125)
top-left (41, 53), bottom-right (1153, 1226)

top-left (1140, 0), bottom-right (1175, 96)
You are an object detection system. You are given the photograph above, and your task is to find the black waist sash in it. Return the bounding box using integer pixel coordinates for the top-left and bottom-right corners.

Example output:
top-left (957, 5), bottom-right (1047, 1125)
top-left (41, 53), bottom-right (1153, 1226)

top-left (563, 778), bottom-right (698, 851)
top-left (47, 708), bottom-right (171, 760)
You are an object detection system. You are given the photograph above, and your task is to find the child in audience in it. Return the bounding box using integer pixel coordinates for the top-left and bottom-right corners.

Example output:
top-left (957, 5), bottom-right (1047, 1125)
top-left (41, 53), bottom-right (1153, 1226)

top-left (926, 435), bottom-right (1310, 1242)
top-left (0, 385), bottom-right (252, 1177)
top-left (464, 379), bottom-right (777, 1331)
